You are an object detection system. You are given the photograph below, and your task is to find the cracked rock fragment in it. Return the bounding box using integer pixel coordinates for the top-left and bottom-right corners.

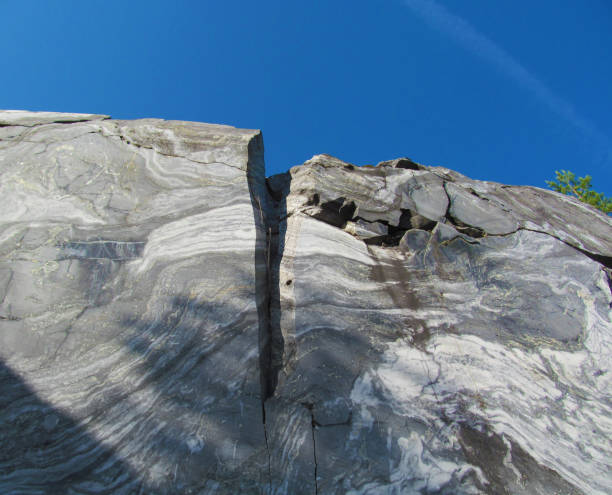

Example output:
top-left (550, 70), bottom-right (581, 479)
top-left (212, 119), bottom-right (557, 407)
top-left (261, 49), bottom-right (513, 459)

top-left (343, 219), bottom-right (388, 239)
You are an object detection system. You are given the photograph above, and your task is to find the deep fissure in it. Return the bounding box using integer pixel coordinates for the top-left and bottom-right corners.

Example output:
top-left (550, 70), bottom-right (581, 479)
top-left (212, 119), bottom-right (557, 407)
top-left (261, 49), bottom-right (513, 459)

top-left (303, 404), bottom-right (319, 495)
top-left (248, 152), bottom-right (611, 493)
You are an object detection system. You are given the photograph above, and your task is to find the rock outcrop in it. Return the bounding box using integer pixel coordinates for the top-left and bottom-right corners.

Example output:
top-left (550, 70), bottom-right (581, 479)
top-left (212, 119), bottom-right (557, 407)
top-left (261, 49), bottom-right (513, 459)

top-left (0, 111), bottom-right (611, 494)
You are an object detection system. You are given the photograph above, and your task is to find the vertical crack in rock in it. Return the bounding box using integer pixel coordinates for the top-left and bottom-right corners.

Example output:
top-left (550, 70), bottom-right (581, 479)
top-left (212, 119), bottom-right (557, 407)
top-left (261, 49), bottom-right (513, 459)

top-left (6, 112), bottom-right (610, 493)
top-left (303, 404), bottom-right (319, 495)
top-left (247, 136), bottom-right (293, 491)
top-left (262, 220), bottom-right (274, 493)
top-left (246, 133), bottom-right (274, 489)
top-left (262, 405), bottom-right (272, 493)
top-left (312, 416), bottom-right (319, 495)
top-left (265, 218), bottom-right (282, 399)
top-left (265, 172), bottom-right (291, 399)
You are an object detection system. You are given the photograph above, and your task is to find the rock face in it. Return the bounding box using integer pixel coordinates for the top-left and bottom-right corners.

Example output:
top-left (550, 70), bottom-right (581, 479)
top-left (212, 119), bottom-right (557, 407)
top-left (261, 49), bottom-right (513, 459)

top-left (0, 111), bottom-right (269, 493)
top-left (0, 111), bottom-right (611, 494)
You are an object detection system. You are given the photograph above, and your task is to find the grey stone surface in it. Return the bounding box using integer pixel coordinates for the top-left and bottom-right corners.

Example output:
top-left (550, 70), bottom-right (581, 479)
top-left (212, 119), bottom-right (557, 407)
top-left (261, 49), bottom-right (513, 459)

top-left (343, 219), bottom-right (388, 239)
top-left (267, 154), bottom-right (612, 495)
top-left (0, 110), bottom-right (109, 127)
top-left (1, 111), bottom-right (611, 494)
top-left (0, 111), bottom-right (269, 493)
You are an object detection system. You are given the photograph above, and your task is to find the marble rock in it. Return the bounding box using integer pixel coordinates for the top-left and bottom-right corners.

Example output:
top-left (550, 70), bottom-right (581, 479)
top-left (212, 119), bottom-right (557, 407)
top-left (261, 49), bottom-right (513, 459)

top-left (1, 110), bottom-right (611, 495)
top-left (0, 111), bottom-right (269, 494)
top-left (266, 154), bottom-right (612, 495)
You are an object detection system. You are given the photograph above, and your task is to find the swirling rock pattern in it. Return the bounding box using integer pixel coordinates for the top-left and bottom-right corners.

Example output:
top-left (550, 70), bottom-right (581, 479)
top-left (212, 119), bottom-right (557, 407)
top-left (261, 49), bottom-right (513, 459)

top-left (266, 155), bottom-right (612, 495)
top-left (0, 111), bottom-right (611, 494)
top-left (0, 111), bottom-right (269, 493)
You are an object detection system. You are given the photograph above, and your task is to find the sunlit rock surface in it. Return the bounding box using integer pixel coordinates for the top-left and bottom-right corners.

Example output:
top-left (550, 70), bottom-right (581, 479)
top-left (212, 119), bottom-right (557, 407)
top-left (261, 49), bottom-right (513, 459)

top-left (1, 111), bottom-right (611, 494)
top-left (266, 155), bottom-right (612, 495)
top-left (0, 111), bottom-right (269, 493)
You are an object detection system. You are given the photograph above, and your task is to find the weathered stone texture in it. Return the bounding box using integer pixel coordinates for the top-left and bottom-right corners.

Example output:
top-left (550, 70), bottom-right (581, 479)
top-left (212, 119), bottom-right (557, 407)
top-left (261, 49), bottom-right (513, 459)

top-left (0, 111), bottom-right (268, 493)
top-left (1, 111), bottom-right (611, 494)
top-left (266, 154), bottom-right (611, 495)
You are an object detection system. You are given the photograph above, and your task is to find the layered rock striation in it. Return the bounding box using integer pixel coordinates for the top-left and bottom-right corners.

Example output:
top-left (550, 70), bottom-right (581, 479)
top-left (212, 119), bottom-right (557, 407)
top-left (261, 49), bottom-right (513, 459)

top-left (0, 111), bottom-right (611, 494)
top-left (0, 111), bottom-right (269, 493)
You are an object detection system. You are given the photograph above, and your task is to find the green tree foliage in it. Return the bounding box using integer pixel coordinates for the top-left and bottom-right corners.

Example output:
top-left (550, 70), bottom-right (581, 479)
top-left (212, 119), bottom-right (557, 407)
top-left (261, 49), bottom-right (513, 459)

top-left (546, 170), bottom-right (612, 214)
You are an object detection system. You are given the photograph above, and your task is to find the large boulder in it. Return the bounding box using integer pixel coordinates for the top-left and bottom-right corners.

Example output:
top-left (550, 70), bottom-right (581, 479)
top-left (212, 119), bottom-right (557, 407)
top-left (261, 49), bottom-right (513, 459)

top-left (0, 111), bottom-right (269, 493)
top-left (266, 154), bottom-right (612, 495)
top-left (0, 111), bottom-right (611, 494)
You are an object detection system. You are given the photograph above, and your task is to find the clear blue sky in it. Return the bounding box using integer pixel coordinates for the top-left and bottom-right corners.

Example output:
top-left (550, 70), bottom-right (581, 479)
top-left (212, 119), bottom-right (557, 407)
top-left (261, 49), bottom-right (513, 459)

top-left (2, 0), bottom-right (611, 195)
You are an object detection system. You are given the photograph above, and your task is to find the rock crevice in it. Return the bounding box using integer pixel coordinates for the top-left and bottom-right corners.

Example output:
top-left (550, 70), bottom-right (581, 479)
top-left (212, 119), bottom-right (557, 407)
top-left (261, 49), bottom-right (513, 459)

top-left (1, 111), bottom-right (611, 495)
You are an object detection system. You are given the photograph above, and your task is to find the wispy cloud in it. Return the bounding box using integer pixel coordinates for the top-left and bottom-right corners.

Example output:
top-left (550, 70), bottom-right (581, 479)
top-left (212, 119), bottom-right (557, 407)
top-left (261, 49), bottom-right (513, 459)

top-left (403, 0), bottom-right (611, 166)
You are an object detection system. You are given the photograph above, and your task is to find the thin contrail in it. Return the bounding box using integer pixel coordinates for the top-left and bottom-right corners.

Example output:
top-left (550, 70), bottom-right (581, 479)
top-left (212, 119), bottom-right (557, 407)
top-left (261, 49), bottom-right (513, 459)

top-left (403, 0), bottom-right (611, 167)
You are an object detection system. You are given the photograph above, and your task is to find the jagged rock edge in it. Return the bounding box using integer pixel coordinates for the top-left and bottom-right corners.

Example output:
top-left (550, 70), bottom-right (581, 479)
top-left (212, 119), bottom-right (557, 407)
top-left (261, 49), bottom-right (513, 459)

top-left (290, 172), bottom-right (611, 270)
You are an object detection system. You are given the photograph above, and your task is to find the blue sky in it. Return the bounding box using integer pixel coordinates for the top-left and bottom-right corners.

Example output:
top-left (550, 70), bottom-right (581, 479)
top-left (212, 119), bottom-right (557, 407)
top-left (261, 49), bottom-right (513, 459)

top-left (2, 0), bottom-right (611, 196)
